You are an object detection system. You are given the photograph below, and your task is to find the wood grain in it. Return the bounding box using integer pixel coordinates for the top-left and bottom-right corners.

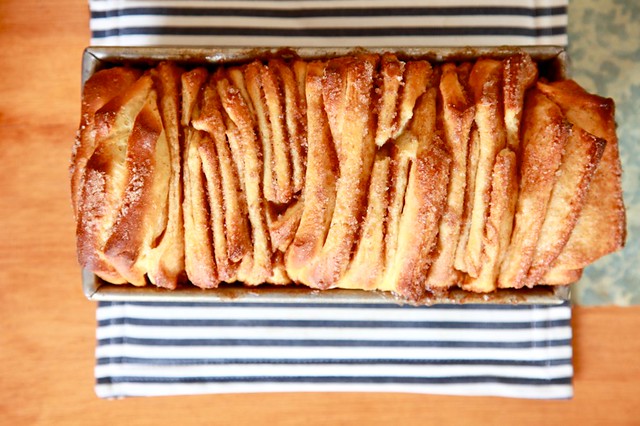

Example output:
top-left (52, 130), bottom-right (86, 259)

top-left (0, 0), bottom-right (638, 424)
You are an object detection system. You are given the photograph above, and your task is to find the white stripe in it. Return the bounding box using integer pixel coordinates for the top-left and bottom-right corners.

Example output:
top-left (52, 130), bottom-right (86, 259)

top-left (95, 362), bottom-right (572, 380)
top-left (95, 381), bottom-right (573, 399)
top-left (90, 14), bottom-right (567, 30)
top-left (96, 323), bottom-right (572, 342)
top-left (96, 304), bottom-right (570, 322)
top-left (89, 0), bottom-right (568, 12)
top-left (95, 343), bottom-right (572, 361)
top-left (90, 34), bottom-right (567, 47)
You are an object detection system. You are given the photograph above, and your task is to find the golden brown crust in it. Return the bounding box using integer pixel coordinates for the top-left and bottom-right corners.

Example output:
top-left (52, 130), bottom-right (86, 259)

top-left (383, 89), bottom-right (451, 300)
top-left (375, 54), bottom-right (404, 146)
top-left (193, 77), bottom-right (251, 265)
top-left (462, 148), bottom-right (517, 293)
top-left (244, 62), bottom-right (277, 203)
top-left (383, 70), bottom-right (439, 274)
top-left (285, 61), bottom-right (338, 284)
top-left (267, 251), bottom-right (291, 285)
top-left (180, 68), bottom-right (208, 126)
top-left (525, 127), bottom-right (606, 286)
top-left (269, 199), bottom-right (304, 253)
top-left (76, 74), bottom-right (155, 285)
top-left (103, 90), bottom-right (170, 286)
top-left (244, 61), bottom-right (296, 205)
top-left (143, 62), bottom-right (185, 289)
top-left (227, 67), bottom-right (256, 120)
top-left (498, 89), bottom-right (569, 289)
top-left (77, 163), bottom-right (128, 285)
top-left (382, 143), bottom-right (413, 292)
top-left (271, 59), bottom-right (307, 194)
top-left (394, 60), bottom-right (431, 138)
top-left (76, 54), bottom-right (624, 297)
top-left (454, 125), bottom-right (480, 274)
top-left (460, 54), bottom-right (536, 292)
top-left (262, 61), bottom-right (295, 204)
top-left (181, 69), bottom-right (215, 287)
top-left (184, 130), bottom-right (218, 288)
top-left (426, 63), bottom-right (475, 290)
top-left (181, 68), bottom-right (219, 288)
top-left (338, 148), bottom-right (391, 290)
top-left (463, 59), bottom-right (507, 277)
top-left (503, 53), bottom-right (537, 153)
top-left (219, 69), bottom-right (259, 285)
top-left (309, 55), bottom-right (378, 288)
top-left (537, 80), bottom-right (626, 269)
top-left (71, 67), bottom-right (142, 218)
top-left (199, 132), bottom-right (237, 283)
top-left (216, 70), bottom-right (273, 284)
top-left (541, 267), bottom-right (583, 286)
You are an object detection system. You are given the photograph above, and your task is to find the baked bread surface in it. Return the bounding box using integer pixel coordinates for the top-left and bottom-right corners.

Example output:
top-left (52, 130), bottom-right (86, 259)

top-left (72, 52), bottom-right (625, 300)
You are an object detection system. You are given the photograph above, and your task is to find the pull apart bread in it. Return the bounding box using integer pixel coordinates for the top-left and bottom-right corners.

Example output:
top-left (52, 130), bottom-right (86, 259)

top-left (72, 52), bottom-right (626, 300)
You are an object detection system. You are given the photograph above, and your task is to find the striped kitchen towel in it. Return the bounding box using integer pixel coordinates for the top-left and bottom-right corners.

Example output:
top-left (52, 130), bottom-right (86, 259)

top-left (91, 0), bottom-right (572, 399)
top-left (96, 300), bottom-right (573, 399)
top-left (89, 0), bottom-right (568, 47)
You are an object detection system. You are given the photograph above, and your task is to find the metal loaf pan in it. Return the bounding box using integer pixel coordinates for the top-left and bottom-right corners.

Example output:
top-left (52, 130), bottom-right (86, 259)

top-left (81, 45), bottom-right (570, 305)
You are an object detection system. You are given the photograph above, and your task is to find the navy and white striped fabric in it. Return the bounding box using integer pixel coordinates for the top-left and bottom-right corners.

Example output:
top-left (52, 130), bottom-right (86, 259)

top-left (96, 301), bottom-right (572, 398)
top-left (91, 0), bottom-right (572, 399)
top-left (89, 0), bottom-right (568, 47)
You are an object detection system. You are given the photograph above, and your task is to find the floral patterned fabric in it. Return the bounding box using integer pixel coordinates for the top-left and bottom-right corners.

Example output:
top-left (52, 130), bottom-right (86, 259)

top-left (568, 0), bottom-right (639, 305)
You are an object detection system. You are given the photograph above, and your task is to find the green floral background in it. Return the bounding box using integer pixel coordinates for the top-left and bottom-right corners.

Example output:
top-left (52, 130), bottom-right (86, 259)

top-left (568, 0), bottom-right (639, 305)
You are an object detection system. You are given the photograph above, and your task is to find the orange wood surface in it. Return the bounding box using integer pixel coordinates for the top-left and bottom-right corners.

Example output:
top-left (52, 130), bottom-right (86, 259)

top-left (1, 0), bottom-right (639, 424)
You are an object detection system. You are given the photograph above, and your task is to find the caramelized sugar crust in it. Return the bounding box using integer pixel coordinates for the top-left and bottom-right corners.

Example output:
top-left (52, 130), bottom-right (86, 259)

top-left (73, 53), bottom-right (625, 300)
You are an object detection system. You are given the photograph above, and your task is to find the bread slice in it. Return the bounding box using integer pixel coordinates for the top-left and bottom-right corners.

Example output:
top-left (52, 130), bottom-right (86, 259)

top-left (309, 55), bottom-right (378, 288)
top-left (454, 125), bottom-right (480, 274)
top-left (285, 61), bottom-right (338, 284)
top-left (383, 89), bottom-right (451, 300)
top-left (199, 131), bottom-right (237, 283)
top-left (245, 61), bottom-right (294, 204)
top-left (71, 67), bottom-right (141, 218)
top-left (181, 68), bottom-right (218, 288)
top-left (216, 70), bottom-right (273, 284)
top-left (142, 62), bottom-right (185, 288)
top-left (76, 74), bottom-right (155, 285)
top-left (498, 89), bottom-right (569, 288)
top-left (426, 63), bottom-right (475, 290)
top-left (337, 148), bottom-right (391, 290)
top-left (394, 60), bottom-right (431, 138)
top-left (184, 130), bottom-right (218, 288)
top-left (392, 61), bottom-right (433, 139)
top-left (462, 59), bottom-right (507, 277)
top-left (525, 126), bottom-right (606, 287)
top-left (383, 141), bottom-right (413, 292)
top-left (102, 88), bottom-right (172, 286)
top-left (462, 148), bottom-right (518, 292)
top-left (375, 53), bottom-right (404, 146)
top-left (537, 80), bottom-right (626, 269)
top-left (503, 53), bottom-right (538, 153)
top-left (271, 59), bottom-right (307, 194)
top-left (261, 62), bottom-right (296, 204)
top-left (193, 77), bottom-right (251, 265)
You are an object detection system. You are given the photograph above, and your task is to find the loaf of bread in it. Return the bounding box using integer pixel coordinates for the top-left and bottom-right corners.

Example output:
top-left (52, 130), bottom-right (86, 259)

top-left (71, 51), bottom-right (626, 300)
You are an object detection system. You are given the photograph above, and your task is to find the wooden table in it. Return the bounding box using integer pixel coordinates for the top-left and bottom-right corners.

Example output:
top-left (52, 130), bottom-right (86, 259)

top-left (1, 0), bottom-right (638, 424)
